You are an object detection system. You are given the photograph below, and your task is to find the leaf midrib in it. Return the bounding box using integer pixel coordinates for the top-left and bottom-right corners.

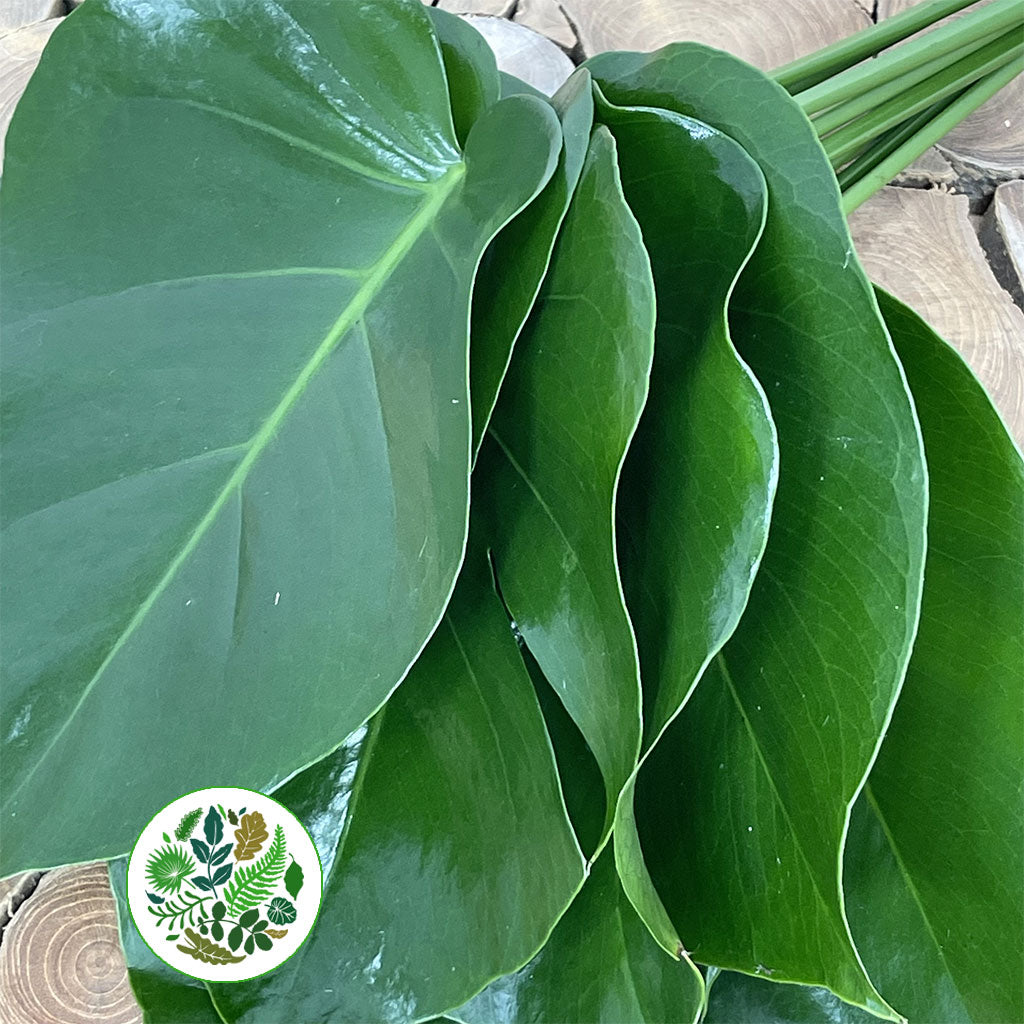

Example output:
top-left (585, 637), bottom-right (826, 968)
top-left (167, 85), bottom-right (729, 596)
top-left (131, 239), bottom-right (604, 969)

top-left (5, 161), bottom-right (466, 809)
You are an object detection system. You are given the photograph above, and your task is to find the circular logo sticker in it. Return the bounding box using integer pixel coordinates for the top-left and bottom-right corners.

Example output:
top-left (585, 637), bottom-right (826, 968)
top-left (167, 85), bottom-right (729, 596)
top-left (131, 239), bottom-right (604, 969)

top-left (127, 787), bottom-right (322, 982)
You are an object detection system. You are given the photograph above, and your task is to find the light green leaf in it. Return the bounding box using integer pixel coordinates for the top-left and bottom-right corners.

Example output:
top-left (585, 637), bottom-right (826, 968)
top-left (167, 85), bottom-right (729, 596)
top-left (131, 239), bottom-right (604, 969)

top-left (0, 0), bottom-right (560, 872)
top-left (202, 533), bottom-right (585, 1023)
top-left (590, 86), bottom-right (777, 955)
top-left (841, 291), bottom-right (1024, 1024)
top-left (587, 45), bottom-right (927, 1016)
top-left (479, 122), bottom-right (655, 845)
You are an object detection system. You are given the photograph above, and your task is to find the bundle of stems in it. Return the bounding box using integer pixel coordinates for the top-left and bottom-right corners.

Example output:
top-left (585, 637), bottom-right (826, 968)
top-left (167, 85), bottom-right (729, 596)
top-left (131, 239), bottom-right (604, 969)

top-left (771, 0), bottom-right (1024, 212)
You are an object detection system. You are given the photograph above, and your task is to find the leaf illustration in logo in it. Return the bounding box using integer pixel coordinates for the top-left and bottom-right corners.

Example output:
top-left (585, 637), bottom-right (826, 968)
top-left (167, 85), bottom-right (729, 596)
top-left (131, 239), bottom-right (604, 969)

top-left (145, 844), bottom-right (196, 895)
top-left (227, 926), bottom-right (243, 952)
top-left (190, 875), bottom-right (214, 892)
top-left (228, 810), bottom-right (238, 826)
top-left (146, 892), bottom-right (165, 905)
top-left (174, 808), bottom-right (202, 841)
top-left (210, 920), bottom-right (224, 942)
top-left (223, 825), bottom-right (286, 915)
top-left (210, 842), bottom-right (233, 866)
top-left (254, 932), bottom-right (273, 951)
top-left (238, 908), bottom-right (259, 928)
top-left (233, 811), bottom-right (269, 861)
top-left (211, 862), bottom-right (233, 887)
top-left (265, 928), bottom-right (288, 939)
top-left (190, 838), bottom-right (211, 864)
top-left (266, 897), bottom-right (296, 926)
top-left (244, 934), bottom-right (255, 956)
top-left (176, 927), bottom-right (245, 965)
top-left (204, 806), bottom-right (224, 847)
top-left (284, 857), bottom-right (304, 901)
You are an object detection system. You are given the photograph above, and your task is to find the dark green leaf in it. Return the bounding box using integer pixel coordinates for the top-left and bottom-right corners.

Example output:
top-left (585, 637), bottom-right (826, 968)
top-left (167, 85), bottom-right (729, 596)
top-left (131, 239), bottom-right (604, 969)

top-left (840, 292), bottom-right (1024, 1024)
top-left (238, 908), bottom-right (259, 929)
top-left (455, 850), bottom-right (703, 1024)
top-left (587, 46), bottom-right (927, 1015)
top-left (211, 863), bottom-right (233, 886)
top-left (203, 807), bottom-right (223, 848)
top-left (190, 840), bottom-right (211, 865)
top-left (468, 68), bottom-right (595, 451)
top-left (243, 934), bottom-right (255, 956)
top-left (212, 901), bottom-right (226, 920)
top-left (250, 919), bottom-right (268, 933)
top-left (207, 536), bottom-right (584, 1023)
top-left (254, 932), bottom-right (273, 952)
top-left (210, 920), bottom-right (224, 943)
top-left (266, 898), bottom-right (296, 926)
top-left (210, 843), bottom-right (233, 866)
top-left (704, 968), bottom-right (876, 1024)
top-left (283, 859), bottom-right (304, 901)
top-left (426, 6), bottom-right (499, 147)
top-left (190, 876), bottom-right (214, 893)
top-left (482, 122), bottom-right (655, 843)
top-left (591, 84), bottom-right (776, 956)
top-left (0, 0), bottom-right (560, 872)
top-left (228, 927), bottom-right (243, 953)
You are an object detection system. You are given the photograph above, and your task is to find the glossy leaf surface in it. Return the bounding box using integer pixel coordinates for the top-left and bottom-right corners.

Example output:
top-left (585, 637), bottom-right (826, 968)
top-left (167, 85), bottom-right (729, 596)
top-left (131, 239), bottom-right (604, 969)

top-left (482, 123), bottom-right (655, 841)
top-left (592, 88), bottom-right (777, 955)
top-left (705, 969), bottom-right (876, 1024)
top-left (842, 292), bottom-right (1024, 1024)
top-left (206, 534), bottom-right (584, 1023)
top-left (587, 46), bottom-right (927, 1014)
top-left (0, 0), bottom-right (560, 871)
top-left (453, 853), bottom-right (703, 1024)
top-left (469, 69), bottom-right (595, 453)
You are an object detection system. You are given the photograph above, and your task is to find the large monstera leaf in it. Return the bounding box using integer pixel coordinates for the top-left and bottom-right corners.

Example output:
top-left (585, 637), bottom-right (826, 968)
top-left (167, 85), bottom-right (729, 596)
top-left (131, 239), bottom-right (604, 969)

top-left (0, 0), bottom-right (561, 871)
top-left (587, 45), bottom-right (927, 1015)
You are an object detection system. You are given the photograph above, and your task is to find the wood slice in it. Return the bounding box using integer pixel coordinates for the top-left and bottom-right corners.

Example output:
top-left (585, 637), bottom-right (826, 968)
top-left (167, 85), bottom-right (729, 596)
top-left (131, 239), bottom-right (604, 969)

top-left (0, 872), bottom-right (43, 937)
top-left (849, 186), bottom-right (1024, 443)
top-left (0, 17), bottom-right (59, 163)
top-left (513, 0), bottom-right (578, 52)
top-left (559, 0), bottom-right (869, 66)
top-left (461, 15), bottom-right (575, 94)
top-left (0, 0), bottom-right (62, 36)
top-left (979, 178), bottom-right (1024, 308)
top-left (0, 863), bottom-right (141, 1024)
top-left (878, 0), bottom-right (1023, 175)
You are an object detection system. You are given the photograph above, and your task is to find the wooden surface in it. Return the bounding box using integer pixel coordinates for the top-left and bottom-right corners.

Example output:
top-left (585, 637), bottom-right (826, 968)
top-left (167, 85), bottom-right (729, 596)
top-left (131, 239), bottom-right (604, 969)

top-left (0, 865), bottom-right (140, 1024)
top-left (1, 2), bottom-right (1022, 1019)
top-left (850, 186), bottom-right (1024, 443)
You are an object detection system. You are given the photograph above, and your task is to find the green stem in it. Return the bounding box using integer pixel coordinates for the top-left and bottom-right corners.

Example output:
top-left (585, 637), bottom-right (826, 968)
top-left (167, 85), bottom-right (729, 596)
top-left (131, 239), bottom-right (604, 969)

top-left (834, 100), bottom-right (949, 188)
top-left (841, 56), bottom-right (1024, 213)
top-left (773, 0), bottom-right (982, 90)
top-left (813, 24), bottom-right (1016, 134)
top-left (796, 0), bottom-right (1022, 113)
top-left (823, 30), bottom-right (1021, 165)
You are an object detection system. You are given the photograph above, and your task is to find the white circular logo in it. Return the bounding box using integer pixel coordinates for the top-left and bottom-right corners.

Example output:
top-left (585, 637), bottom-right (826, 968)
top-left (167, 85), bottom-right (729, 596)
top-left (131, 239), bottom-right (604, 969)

top-left (127, 787), bottom-right (322, 982)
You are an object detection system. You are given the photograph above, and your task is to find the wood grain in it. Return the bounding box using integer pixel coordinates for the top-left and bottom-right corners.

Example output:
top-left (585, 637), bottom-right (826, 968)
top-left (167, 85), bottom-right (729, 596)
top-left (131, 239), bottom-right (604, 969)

top-left (0, 0), bottom-right (62, 37)
top-left (0, 17), bottom-right (59, 162)
top-left (878, 0), bottom-right (1023, 175)
top-left (513, 0), bottom-right (577, 51)
top-left (979, 178), bottom-right (1024, 307)
top-left (0, 864), bottom-right (141, 1024)
top-left (559, 0), bottom-right (869, 66)
top-left (461, 14), bottom-right (574, 94)
top-left (850, 186), bottom-right (1024, 443)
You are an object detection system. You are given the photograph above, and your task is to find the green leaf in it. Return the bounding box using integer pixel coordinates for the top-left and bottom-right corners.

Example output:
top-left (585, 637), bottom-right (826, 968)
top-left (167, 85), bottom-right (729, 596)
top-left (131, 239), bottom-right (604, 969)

top-left (207, 535), bottom-right (584, 1023)
top-left (587, 45), bottom-right (927, 1015)
top-left (0, 0), bottom-right (561, 872)
top-left (210, 920), bottom-right (224, 943)
top-left (468, 68), bottom-right (595, 452)
top-left (481, 122), bottom-right (655, 844)
top-left (454, 852), bottom-right (703, 1024)
top-left (426, 5), bottom-right (499, 148)
top-left (203, 807), bottom-right (223, 848)
top-left (704, 969), bottom-right (877, 1024)
top-left (174, 809), bottom-right (203, 843)
top-left (253, 932), bottom-right (273, 952)
top-left (266, 898), bottom-right (296, 926)
top-left (177, 928), bottom-right (245, 966)
top-left (590, 85), bottom-right (776, 956)
top-left (283, 859), bottom-right (304, 902)
top-left (223, 829), bottom-right (286, 918)
top-left (840, 292), bottom-right (1024, 1024)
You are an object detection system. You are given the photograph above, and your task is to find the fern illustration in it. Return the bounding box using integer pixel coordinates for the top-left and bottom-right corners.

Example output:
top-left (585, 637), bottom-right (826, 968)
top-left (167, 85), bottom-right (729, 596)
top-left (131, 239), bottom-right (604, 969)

top-left (174, 807), bottom-right (203, 841)
top-left (147, 890), bottom-right (211, 930)
top-left (223, 825), bottom-right (286, 916)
